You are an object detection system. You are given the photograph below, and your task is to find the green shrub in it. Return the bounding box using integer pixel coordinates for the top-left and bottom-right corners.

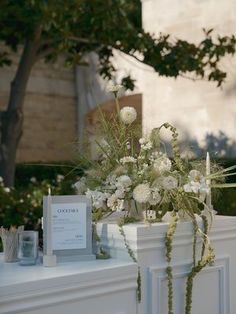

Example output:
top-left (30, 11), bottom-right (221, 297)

top-left (0, 162), bottom-right (86, 231)
top-left (213, 159), bottom-right (236, 216)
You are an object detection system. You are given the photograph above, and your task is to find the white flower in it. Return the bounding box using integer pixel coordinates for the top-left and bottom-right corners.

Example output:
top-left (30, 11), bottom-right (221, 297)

top-left (162, 176), bottom-right (178, 190)
top-left (57, 174), bottom-right (64, 183)
top-left (153, 156), bottom-right (172, 174)
top-left (115, 188), bottom-right (125, 198)
top-left (139, 138), bottom-right (147, 145)
top-left (107, 194), bottom-right (124, 212)
top-left (139, 137), bottom-right (152, 150)
top-left (108, 84), bottom-right (123, 93)
top-left (105, 175), bottom-right (117, 189)
top-left (85, 189), bottom-right (108, 209)
top-left (116, 175), bottom-right (132, 190)
top-left (133, 183), bottom-right (151, 203)
top-left (126, 142), bottom-right (131, 150)
top-left (184, 180), bottom-right (209, 194)
top-left (120, 107), bottom-right (137, 124)
top-left (188, 170), bottom-right (203, 182)
top-left (142, 142), bottom-right (152, 150)
top-left (120, 156), bottom-right (136, 164)
top-left (3, 187), bottom-right (10, 193)
top-left (184, 170), bottom-right (210, 194)
top-left (30, 177), bottom-right (37, 183)
top-left (149, 187), bottom-right (161, 205)
top-left (74, 177), bottom-right (87, 194)
top-left (183, 183), bottom-right (192, 193)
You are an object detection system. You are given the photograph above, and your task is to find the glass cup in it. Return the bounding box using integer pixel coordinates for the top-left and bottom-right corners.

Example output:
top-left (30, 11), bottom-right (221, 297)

top-left (18, 231), bottom-right (38, 266)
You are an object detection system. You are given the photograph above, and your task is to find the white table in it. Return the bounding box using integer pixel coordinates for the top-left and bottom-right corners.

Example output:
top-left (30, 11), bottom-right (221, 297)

top-left (0, 256), bottom-right (137, 314)
top-left (98, 215), bottom-right (236, 314)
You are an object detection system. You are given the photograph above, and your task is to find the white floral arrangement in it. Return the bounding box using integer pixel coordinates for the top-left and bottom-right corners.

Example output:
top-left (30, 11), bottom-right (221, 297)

top-left (74, 85), bottom-right (236, 314)
top-left (75, 86), bottom-right (234, 223)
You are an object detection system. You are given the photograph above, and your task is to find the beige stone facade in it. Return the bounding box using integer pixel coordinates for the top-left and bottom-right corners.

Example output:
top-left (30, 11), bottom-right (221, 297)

top-left (0, 51), bottom-right (77, 162)
top-left (140, 0), bottom-right (236, 156)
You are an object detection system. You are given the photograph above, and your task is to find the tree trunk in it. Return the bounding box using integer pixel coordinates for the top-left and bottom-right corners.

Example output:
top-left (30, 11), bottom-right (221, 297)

top-left (0, 27), bottom-right (41, 187)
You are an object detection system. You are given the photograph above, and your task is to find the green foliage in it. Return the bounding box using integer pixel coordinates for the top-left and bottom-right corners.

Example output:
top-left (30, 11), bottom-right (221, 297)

top-left (0, 0), bottom-right (235, 88)
top-left (0, 163), bottom-right (79, 230)
top-left (212, 159), bottom-right (236, 215)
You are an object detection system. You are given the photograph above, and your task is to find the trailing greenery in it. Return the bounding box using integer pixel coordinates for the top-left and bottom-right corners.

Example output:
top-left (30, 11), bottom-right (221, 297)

top-left (118, 219), bottom-right (141, 303)
top-left (165, 214), bottom-right (178, 314)
top-left (185, 244), bottom-right (215, 314)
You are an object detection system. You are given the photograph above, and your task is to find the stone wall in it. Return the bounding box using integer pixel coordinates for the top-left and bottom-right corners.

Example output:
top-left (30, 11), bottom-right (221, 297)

top-left (0, 50), bottom-right (77, 162)
top-left (141, 0), bottom-right (236, 157)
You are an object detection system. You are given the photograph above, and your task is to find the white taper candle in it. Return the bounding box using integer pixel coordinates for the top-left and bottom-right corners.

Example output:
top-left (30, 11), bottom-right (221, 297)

top-left (206, 152), bottom-right (212, 209)
top-left (47, 187), bottom-right (52, 255)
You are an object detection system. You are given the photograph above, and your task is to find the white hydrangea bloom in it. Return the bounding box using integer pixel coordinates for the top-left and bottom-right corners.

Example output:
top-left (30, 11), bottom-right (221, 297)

top-left (184, 180), bottom-right (209, 194)
top-left (133, 183), bottom-right (151, 203)
top-left (85, 189), bottom-right (108, 209)
top-left (183, 170), bottom-right (210, 194)
top-left (107, 194), bottom-right (124, 212)
top-left (116, 175), bottom-right (132, 190)
top-left (120, 106), bottom-right (137, 124)
top-left (153, 156), bottom-right (172, 174)
top-left (162, 176), bottom-right (178, 190)
top-left (115, 188), bottom-right (125, 199)
top-left (120, 156), bottom-right (136, 164)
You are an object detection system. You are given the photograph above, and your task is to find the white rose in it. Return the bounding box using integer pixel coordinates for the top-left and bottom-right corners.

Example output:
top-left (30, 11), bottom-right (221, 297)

top-left (133, 183), bottom-right (151, 203)
top-left (120, 107), bottom-right (137, 124)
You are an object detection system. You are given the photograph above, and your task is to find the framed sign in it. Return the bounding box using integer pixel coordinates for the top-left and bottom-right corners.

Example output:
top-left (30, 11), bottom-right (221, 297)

top-left (43, 195), bottom-right (95, 262)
